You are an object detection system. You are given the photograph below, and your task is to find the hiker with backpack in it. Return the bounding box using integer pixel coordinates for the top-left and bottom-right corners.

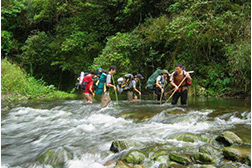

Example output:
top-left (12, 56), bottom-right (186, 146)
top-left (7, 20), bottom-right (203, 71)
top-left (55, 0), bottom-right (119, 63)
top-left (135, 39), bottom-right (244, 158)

top-left (82, 71), bottom-right (97, 103)
top-left (155, 70), bottom-right (169, 101)
top-left (100, 65), bottom-right (117, 108)
top-left (170, 64), bottom-right (192, 105)
top-left (126, 74), bottom-right (144, 102)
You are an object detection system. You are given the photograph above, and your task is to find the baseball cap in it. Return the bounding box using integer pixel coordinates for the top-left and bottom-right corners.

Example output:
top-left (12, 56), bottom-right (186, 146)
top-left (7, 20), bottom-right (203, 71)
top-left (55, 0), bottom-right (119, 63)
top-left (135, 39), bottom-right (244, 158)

top-left (135, 74), bottom-right (144, 80)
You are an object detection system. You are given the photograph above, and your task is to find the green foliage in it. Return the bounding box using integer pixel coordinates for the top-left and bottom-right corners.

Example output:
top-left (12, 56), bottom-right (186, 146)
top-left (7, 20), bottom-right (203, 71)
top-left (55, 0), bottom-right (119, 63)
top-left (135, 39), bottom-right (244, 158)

top-left (1, 59), bottom-right (76, 101)
top-left (1, 0), bottom-right (250, 97)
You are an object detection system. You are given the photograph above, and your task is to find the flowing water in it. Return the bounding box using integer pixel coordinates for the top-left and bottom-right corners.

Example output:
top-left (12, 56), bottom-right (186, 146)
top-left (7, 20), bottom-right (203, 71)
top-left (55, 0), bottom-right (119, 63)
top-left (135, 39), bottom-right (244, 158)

top-left (1, 96), bottom-right (251, 168)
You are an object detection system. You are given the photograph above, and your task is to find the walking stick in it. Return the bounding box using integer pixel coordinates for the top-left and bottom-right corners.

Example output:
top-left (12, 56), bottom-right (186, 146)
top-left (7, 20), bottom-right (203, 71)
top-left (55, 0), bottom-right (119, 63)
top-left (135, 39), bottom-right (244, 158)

top-left (139, 81), bottom-right (142, 100)
top-left (164, 76), bottom-right (187, 104)
top-left (111, 75), bottom-right (119, 106)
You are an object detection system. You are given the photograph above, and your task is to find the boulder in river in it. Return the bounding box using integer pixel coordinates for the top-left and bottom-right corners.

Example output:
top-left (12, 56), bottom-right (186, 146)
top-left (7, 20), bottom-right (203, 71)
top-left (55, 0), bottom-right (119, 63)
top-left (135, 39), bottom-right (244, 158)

top-left (192, 152), bottom-right (217, 164)
top-left (223, 145), bottom-right (251, 163)
top-left (36, 147), bottom-right (73, 167)
top-left (216, 131), bottom-right (243, 146)
top-left (121, 150), bottom-right (148, 164)
top-left (168, 153), bottom-right (191, 166)
top-left (110, 140), bottom-right (143, 153)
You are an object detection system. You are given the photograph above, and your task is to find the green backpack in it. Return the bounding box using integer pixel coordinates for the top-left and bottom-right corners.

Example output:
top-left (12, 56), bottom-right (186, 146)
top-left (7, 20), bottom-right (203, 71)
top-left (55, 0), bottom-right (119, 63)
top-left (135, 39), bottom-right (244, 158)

top-left (146, 69), bottom-right (163, 90)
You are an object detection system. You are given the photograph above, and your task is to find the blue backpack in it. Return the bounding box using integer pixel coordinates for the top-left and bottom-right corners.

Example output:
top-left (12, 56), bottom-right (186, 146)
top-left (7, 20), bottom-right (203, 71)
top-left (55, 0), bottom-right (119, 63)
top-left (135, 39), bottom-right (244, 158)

top-left (95, 73), bottom-right (108, 95)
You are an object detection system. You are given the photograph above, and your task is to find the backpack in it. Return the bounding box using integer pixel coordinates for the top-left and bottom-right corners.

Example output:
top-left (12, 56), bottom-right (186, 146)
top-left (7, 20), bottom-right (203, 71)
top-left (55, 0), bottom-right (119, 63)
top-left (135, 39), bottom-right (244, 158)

top-left (117, 74), bottom-right (134, 93)
top-left (81, 75), bottom-right (92, 90)
top-left (95, 72), bottom-right (108, 95)
top-left (146, 69), bottom-right (163, 90)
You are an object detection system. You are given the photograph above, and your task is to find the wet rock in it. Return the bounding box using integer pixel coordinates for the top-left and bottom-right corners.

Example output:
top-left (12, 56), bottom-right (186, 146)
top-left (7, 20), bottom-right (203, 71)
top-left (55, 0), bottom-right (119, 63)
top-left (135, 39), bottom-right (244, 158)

top-left (36, 147), bottom-right (73, 167)
top-left (132, 165), bottom-right (146, 168)
top-left (192, 152), bottom-right (217, 164)
top-left (223, 146), bottom-right (251, 163)
top-left (189, 164), bottom-right (216, 168)
top-left (216, 131), bottom-right (243, 146)
top-left (114, 161), bottom-right (131, 168)
top-left (171, 133), bottom-right (201, 143)
top-left (171, 133), bottom-right (214, 145)
top-left (244, 154), bottom-right (251, 166)
top-left (151, 150), bottom-right (169, 163)
top-left (158, 163), bottom-right (168, 168)
top-left (105, 160), bottom-right (116, 166)
top-left (167, 161), bottom-right (187, 168)
top-left (110, 140), bottom-right (143, 153)
top-left (168, 153), bottom-right (191, 166)
top-left (199, 145), bottom-right (221, 157)
top-left (122, 150), bottom-right (148, 164)
top-left (219, 160), bottom-right (250, 168)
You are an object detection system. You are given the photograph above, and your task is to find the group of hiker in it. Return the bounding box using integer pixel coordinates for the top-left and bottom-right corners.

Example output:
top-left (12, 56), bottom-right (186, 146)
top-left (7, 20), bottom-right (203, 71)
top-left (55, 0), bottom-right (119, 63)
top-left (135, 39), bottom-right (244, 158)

top-left (76, 64), bottom-right (192, 108)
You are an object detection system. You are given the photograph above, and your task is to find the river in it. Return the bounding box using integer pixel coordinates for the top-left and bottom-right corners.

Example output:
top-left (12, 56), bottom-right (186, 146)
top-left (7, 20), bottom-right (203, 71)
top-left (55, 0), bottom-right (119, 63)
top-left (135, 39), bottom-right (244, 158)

top-left (1, 96), bottom-right (251, 168)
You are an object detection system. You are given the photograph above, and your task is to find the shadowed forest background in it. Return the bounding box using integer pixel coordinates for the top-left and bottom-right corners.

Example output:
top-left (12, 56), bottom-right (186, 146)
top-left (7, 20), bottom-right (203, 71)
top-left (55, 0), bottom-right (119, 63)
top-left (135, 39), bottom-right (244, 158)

top-left (1, 0), bottom-right (251, 98)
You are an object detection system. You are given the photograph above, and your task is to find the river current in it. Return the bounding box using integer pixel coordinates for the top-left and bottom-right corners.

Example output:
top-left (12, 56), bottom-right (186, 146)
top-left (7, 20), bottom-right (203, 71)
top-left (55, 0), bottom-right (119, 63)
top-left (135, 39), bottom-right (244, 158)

top-left (1, 96), bottom-right (251, 168)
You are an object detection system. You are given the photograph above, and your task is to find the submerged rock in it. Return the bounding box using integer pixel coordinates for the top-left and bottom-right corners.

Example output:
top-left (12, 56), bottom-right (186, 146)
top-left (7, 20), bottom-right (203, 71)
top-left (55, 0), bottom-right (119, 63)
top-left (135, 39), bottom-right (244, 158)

top-left (168, 153), bottom-right (191, 166)
top-left (167, 161), bottom-right (188, 168)
top-left (132, 165), bottom-right (146, 168)
top-left (110, 140), bottom-right (143, 153)
top-left (36, 147), bottom-right (73, 167)
top-left (216, 131), bottom-right (243, 146)
top-left (121, 150), bottom-right (148, 164)
top-left (199, 145), bottom-right (221, 157)
top-left (170, 133), bottom-right (214, 145)
top-left (223, 145), bottom-right (251, 163)
top-left (114, 161), bottom-right (131, 168)
top-left (171, 133), bottom-right (202, 143)
top-left (189, 164), bottom-right (216, 168)
top-left (192, 152), bottom-right (217, 164)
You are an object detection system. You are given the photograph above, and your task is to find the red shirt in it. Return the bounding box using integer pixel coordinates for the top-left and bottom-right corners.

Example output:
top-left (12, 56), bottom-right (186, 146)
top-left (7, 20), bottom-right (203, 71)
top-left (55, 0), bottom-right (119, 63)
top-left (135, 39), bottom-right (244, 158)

top-left (82, 75), bottom-right (93, 93)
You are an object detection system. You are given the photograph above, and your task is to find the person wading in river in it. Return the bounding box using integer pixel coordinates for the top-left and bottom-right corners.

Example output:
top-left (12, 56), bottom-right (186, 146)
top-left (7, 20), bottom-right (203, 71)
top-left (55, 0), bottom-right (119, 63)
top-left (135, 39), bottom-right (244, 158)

top-left (155, 70), bottom-right (169, 101)
top-left (82, 71), bottom-right (97, 103)
top-left (101, 65), bottom-right (117, 108)
top-left (170, 64), bottom-right (192, 105)
top-left (127, 74), bottom-right (144, 102)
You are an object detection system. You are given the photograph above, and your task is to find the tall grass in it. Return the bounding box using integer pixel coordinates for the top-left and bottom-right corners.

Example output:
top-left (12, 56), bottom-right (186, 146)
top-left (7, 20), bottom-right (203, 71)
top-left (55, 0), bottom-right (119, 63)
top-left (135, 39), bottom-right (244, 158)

top-left (1, 59), bottom-right (76, 101)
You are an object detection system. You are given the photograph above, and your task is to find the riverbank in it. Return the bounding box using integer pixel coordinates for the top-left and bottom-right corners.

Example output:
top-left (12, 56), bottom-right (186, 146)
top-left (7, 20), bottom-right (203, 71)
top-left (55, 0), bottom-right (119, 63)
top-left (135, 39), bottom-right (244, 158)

top-left (1, 59), bottom-right (77, 102)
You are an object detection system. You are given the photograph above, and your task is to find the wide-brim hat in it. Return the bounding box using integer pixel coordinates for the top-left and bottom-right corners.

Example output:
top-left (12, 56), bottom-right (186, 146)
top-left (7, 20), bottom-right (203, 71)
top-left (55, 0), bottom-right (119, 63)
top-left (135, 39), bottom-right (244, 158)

top-left (162, 70), bottom-right (169, 75)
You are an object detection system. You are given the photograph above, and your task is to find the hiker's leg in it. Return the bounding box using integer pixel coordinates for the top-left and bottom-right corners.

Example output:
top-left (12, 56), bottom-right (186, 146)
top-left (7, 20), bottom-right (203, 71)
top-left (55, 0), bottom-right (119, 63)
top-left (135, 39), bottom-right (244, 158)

top-left (181, 89), bottom-right (188, 105)
top-left (101, 92), bottom-right (111, 108)
top-left (155, 87), bottom-right (161, 101)
top-left (127, 91), bottom-right (133, 101)
top-left (171, 91), bottom-right (180, 105)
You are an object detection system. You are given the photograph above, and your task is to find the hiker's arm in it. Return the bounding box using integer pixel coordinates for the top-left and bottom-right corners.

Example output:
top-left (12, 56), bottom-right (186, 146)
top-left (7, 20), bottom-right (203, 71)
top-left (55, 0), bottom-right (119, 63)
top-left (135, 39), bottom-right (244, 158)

top-left (156, 81), bottom-right (164, 93)
top-left (89, 85), bottom-right (95, 97)
top-left (133, 88), bottom-right (141, 95)
top-left (186, 73), bottom-right (192, 81)
top-left (170, 74), bottom-right (179, 91)
top-left (106, 83), bottom-right (116, 90)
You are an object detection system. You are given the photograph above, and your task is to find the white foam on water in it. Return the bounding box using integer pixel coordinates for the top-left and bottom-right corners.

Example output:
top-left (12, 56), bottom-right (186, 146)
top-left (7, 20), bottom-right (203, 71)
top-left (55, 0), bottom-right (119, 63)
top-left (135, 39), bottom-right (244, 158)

top-left (87, 114), bottom-right (132, 126)
top-left (66, 153), bottom-right (109, 168)
top-left (76, 124), bottom-right (96, 132)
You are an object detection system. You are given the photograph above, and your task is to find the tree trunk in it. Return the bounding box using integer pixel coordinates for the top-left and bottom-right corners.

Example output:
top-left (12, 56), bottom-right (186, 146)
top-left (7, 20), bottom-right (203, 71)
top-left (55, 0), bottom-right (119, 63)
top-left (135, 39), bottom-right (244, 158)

top-left (58, 70), bottom-right (63, 90)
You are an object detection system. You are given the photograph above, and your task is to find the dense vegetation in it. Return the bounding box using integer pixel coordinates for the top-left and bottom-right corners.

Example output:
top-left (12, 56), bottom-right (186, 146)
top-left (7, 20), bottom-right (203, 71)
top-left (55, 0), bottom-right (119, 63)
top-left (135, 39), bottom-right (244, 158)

top-left (2, 0), bottom-right (251, 98)
top-left (1, 59), bottom-right (76, 101)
